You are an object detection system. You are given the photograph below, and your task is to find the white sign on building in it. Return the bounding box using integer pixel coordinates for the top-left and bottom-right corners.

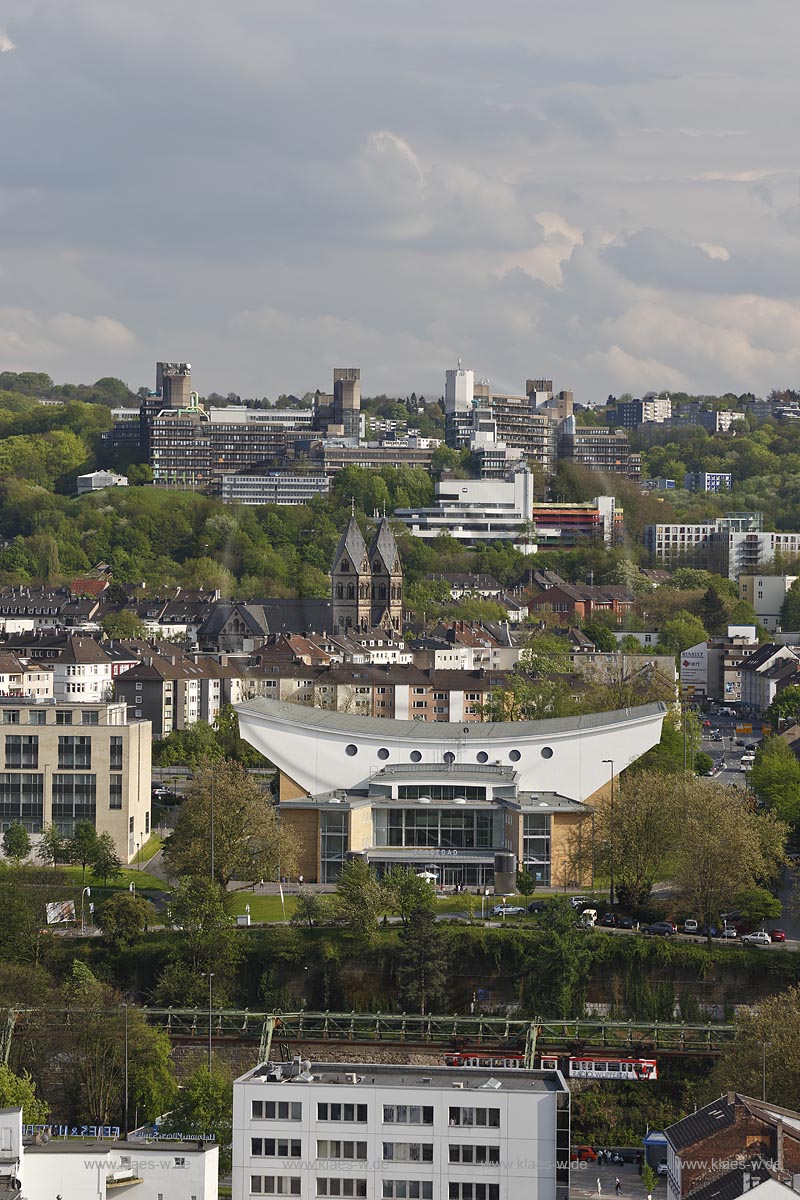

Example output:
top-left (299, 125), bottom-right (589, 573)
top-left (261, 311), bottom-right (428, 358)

top-left (680, 642), bottom-right (708, 697)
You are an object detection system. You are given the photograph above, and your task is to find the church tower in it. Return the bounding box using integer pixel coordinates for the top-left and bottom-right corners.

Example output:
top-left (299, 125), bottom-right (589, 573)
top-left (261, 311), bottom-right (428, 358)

top-left (368, 518), bottom-right (403, 632)
top-left (331, 515), bottom-right (371, 634)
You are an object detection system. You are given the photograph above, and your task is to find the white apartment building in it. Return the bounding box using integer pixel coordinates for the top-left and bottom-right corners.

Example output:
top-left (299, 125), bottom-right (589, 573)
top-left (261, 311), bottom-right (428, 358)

top-left (738, 574), bottom-right (799, 632)
top-left (52, 636), bottom-right (113, 704)
top-left (0, 652), bottom-right (54, 699)
top-left (395, 468), bottom-right (535, 547)
top-left (221, 473), bottom-right (331, 506)
top-left (728, 531), bottom-right (800, 580)
top-left (232, 1059), bottom-right (570, 1200)
top-left (0, 1105), bottom-right (218, 1199)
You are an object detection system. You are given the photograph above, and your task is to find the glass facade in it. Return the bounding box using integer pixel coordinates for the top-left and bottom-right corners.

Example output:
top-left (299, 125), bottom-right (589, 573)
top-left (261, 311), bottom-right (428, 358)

top-left (523, 813), bottom-right (551, 885)
top-left (397, 785), bottom-right (486, 802)
top-left (52, 773), bottom-right (96, 835)
top-left (110, 736), bottom-right (123, 770)
top-left (5, 735), bottom-right (38, 769)
top-left (0, 773), bottom-right (43, 832)
top-left (57, 736), bottom-right (92, 770)
top-left (320, 811), bottom-right (348, 883)
top-left (373, 808), bottom-right (500, 849)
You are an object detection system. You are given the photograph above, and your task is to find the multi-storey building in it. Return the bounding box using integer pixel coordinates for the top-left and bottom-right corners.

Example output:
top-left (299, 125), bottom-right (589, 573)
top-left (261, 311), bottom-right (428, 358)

top-left (530, 497), bottom-right (621, 547)
top-left (311, 439), bottom-right (438, 475)
top-left (611, 395), bottom-right (672, 427)
top-left (395, 468), bottom-right (535, 546)
top-left (116, 652), bottom-right (248, 737)
top-left (232, 1059), bottom-right (570, 1200)
top-left (52, 635), bottom-right (113, 704)
top-left (221, 472), bottom-right (331, 506)
top-left (557, 420), bottom-right (640, 477)
top-left (0, 698), bottom-right (150, 861)
top-left (0, 652), bottom-right (54, 699)
top-left (738, 574), bottom-right (799, 631)
top-left (728, 530), bottom-right (800, 579)
top-left (683, 471), bottom-right (732, 493)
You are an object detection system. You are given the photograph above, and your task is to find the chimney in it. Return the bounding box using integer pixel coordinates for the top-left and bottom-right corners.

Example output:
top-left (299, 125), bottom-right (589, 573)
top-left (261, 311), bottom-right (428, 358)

top-left (777, 1118), bottom-right (785, 1173)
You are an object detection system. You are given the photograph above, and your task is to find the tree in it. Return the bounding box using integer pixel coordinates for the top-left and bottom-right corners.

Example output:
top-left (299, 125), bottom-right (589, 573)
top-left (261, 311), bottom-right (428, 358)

top-left (766, 685), bottom-right (800, 728)
top-left (395, 906), bottom-right (450, 1013)
top-left (164, 876), bottom-right (239, 988)
top-left (578, 660), bottom-right (676, 713)
top-left (2, 823), bottom-right (30, 865)
top-left (68, 820), bottom-right (100, 882)
top-left (478, 673), bottom-right (574, 722)
top-left (657, 610), bottom-right (708, 657)
top-left (697, 584), bottom-right (733, 635)
top-left (333, 858), bottom-right (384, 946)
top-left (780, 580), bottom-right (800, 632)
top-left (163, 758), bottom-right (298, 889)
top-left (582, 623), bottom-right (617, 652)
top-left (97, 891), bottom-right (155, 946)
top-left (674, 784), bottom-right (787, 944)
top-left (0, 1063), bottom-right (48, 1123)
top-left (382, 866), bottom-right (436, 926)
top-left (90, 831), bottom-right (123, 886)
top-left (519, 898), bottom-right (592, 1018)
top-left (750, 737), bottom-right (800, 831)
top-left (100, 609), bottom-right (146, 640)
top-left (515, 869), bottom-right (536, 900)
top-left (160, 1064), bottom-right (233, 1172)
top-left (710, 985), bottom-right (800, 1108)
top-left (733, 885), bottom-right (782, 925)
top-left (36, 823), bottom-right (65, 866)
top-left (594, 771), bottom-right (683, 907)
top-left (291, 887), bottom-right (328, 930)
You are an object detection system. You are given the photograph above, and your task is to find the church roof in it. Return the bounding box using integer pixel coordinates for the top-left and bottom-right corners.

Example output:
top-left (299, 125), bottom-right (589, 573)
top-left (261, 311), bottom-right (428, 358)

top-left (333, 516), bottom-right (367, 570)
top-left (368, 517), bottom-right (400, 573)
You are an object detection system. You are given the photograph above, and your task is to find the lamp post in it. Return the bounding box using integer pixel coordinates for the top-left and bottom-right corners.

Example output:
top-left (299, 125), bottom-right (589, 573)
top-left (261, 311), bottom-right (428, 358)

top-left (206, 972), bottom-right (215, 1071)
top-left (81, 886), bottom-right (91, 935)
top-left (123, 1002), bottom-right (129, 1136)
top-left (210, 773), bottom-right (215, 884)
top-left (602, 759), bottom-right (615, 908)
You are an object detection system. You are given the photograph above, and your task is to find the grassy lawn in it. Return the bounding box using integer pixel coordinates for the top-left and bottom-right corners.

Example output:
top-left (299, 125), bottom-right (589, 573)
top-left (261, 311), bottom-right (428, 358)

top-left (57, 864), bottom-right (164, 891)
top-left (138, 834), bottom-right (163, 864)
top-left (228, 892), bottom-right (298, 921)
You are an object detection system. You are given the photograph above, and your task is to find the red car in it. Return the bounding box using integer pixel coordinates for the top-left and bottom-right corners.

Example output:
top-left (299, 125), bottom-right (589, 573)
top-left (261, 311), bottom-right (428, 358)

top-left (570, 1147), bottom-right (598, 1163)
top-left (769, 929), bottom-right (786, 942)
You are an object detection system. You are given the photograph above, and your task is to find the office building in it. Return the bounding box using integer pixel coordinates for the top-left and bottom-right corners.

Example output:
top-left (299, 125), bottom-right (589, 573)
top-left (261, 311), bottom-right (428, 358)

top-left (444, 361), bottom-right (475, 448)
top-left (683, 471), bottom-right (732, 493)
top-left (100, 406), bottom-right (141, 454)
top-left (395, 467), bottom-right (535, 546)
top-left (232, 1059), bottom-right (570, 1200)
top-left (312, 438), bottom-right (438, 475)
top-left (530, 498), bottom-right (621, 547)
top-left (0, 698), bottom-right (151, 862)
top-left (140, 362), bottom-right (193, 455)
top-left (557, 420), bottom-right (640, 477)
top-left (332, 367), bottom-right (362, 439)
top-left (221, 472), bottom-right (331, 506)
top-left (738, 574), bottom-right (799, 632)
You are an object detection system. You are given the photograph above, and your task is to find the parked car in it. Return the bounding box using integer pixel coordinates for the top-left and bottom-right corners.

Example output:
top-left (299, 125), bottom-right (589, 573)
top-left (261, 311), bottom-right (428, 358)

top-left (703, 719), bottom-right (712, 728)
top-left (570, 1146), bottom-right (598, 1163)
top-left (741, 931), bottom-right (772, 947)
top-left (569, 895), bottom-right (591, 910)
top-left (657, 1161), bottom-right (668, 1176)
top-left (492, 904), bottom-right (525, 917)
top-left (600, 913), bottom-right (618, 927)
top-left (618, 916), bottom-right (637, 930)
top-left (683, 918), bottom-right (699, 934)
top-left (699, 924), bottom-right (719, 938)
top-left (769, 929), bottom-right (787, 942)
top-left (719, 926), bottom-right (738, 939)
top-left (644, 921), bottom-right (675, 937)
top-left (527, 900), bottom-right (546, 914)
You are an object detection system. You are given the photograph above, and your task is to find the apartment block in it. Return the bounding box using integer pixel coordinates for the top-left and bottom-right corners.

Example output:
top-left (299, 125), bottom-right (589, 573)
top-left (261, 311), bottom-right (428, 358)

top-left (221, 472), bottom-right (331, 506)
top-left (232, 1059), bottom-right (570, 1200)
top-left (738, 574), bottom-right (799, 632)
top-left (0, 698), bottom-right (151, 862)
top-left (612, 395), bottom-right (672, 427)
top-left (557, 420), bottom-right (640, 477)
top-left (683, 471), bottom-right (732, 493)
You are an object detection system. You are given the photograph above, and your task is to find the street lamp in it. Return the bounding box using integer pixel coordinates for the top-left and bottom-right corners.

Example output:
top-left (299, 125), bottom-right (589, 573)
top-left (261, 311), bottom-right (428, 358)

top-left (81, 886), bottom-right (91, 935)
top-left (602, 759), bottom-right (615, 908)
top-left (210, 774), bottom-right (215, 883)
top-left (205, 972), bottom-right (215, 1071)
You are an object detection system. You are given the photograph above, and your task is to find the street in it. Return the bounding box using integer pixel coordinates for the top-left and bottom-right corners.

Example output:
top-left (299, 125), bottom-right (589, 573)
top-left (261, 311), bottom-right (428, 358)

top-left (570, 1161), bottom-right (663, 1200)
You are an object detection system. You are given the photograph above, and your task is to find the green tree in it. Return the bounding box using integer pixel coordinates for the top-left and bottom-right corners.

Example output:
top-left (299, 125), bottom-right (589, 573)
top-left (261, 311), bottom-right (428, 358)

top-left (68, 820), bottom-right (100, 882)
top-left (382, 866), bottom-right (436, 926)
top-left (750, 737), bottom-right (800, 831)
top-left (697, 583), bottom-right (733, 635)
top-left (36, 824), bottom-right (65, 866)
top-left (515, 869), bottom-right (536, 899)
top-left (478, 673), bottom-right (575, 722)
top-left (290, 887), bottom-right (328, 930)
top-left (582, 623), bottom-right (617, 652)
top-left (395, 905), bottom-right (450, 1013)
top-left (593, 771), bottom-right (682, 907)
top-left (519, 898), bottom-right (592, 1017)
top-left (733, 885), bottom-right (782, 925)
top-left (709, 985), bottom-right (800, 1107)
top-left (657, 610), bottom-right (708, 656)
top-left (164, 876), bottom-right (238, 987)
top-left (163, 758), bottom-right (298, 888)
top-left (90, 831), bottom-right (123, 886)
top-left (0, 1063), bottom-right (48, 1123)
top-left (333, 858), bottom-right (384, 946)
top-left (97, 891), bottom-right (155, 946)
top-left (780, 579), bottom-right (800, 632)
top-left (2, 822), bottom-right (30, 865)
top-left (160, 1064), bottom-right (233, 1172)
top-left (766, 685), bottom-right (800, 728)
top-left (100, 609), bottom-right (146, 639)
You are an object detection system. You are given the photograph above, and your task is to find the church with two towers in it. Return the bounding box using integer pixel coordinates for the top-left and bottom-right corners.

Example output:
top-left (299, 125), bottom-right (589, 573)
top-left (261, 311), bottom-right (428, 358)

top-left (330, 515), bottom-right (403, 635)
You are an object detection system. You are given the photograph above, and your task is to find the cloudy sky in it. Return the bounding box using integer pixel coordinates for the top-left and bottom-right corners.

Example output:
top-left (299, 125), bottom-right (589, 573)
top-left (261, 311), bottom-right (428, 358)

top-left (2, 0), bottom-right (800, 401)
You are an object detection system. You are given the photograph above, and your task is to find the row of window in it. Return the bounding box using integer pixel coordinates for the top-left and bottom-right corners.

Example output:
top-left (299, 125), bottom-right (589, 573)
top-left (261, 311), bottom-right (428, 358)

top-left (249, 1183), bottom-right (497, 1200)
top-left (250, 1103), bottom-right (500, 1129)
top-left (3, 709), bottom-right (100, 726)
top-left (250, 1141), bottom-right (501, 1164)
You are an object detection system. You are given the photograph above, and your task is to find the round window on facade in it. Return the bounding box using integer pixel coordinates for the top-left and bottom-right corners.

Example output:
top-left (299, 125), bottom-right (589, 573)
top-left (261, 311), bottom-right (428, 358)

top-left (377, 748), bottom-right (390, 760)
top-left (345, 744), bottom-right (358, 757)
top-left (443, 751), bottom-right (455, 764)
top-left (410, 750), bottom-right (422, 763)
top-left (509, 749), bottom-right (521, 762)
top-left (541, 746), bottom-right (554, 759)
top-left (476, 751), bottom-right (489, 764)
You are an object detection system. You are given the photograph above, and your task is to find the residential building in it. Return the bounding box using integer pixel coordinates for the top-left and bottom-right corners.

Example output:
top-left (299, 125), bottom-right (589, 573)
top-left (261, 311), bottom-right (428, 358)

top-left (0, 698), bottom-right (150, 861)
top-left (52, 635), bottom-right (113, 704)
top-left (530, 582), bottom-right (634, 626)
top-left (220, 472), bottom-right (331, 506)
top-left (232, 1059), bottom-right (570, 1200)
top-left (644, 514), bottom-right (764, 573)
top-left (612, 395), bottom-right (672, 427)
top-left (395, 467), bottom-right (535, 547)
top-left (738, 574), bottom-right (799, 632)
top-left (530, 497), bottom-right (621, 547)
top-left (679, 626), bottom-right (761, 703)
top-left (728, 530), bottom-right (800, 579)
top-left (683, 471), bottom-right (732, 493)
top-left (557, 419), bottom-right (641, 478)
top-left (611, 631), bottom-right (660, 649)
top-left (664, 1092), bottom-right (800, 1200)
top-left (738, 643), bottom-right (800, 713)
top-left (0, 1104), bottom-right (218, 1199)
top-left (115, 653), bottom-right (247, 738)
top-left (76, 469), bottom-right (129, 494)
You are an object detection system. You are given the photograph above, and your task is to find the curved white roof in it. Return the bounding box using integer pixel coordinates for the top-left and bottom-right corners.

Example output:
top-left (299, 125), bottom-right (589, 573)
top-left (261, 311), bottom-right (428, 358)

top-left (236, 697), bottom-right (667, 800)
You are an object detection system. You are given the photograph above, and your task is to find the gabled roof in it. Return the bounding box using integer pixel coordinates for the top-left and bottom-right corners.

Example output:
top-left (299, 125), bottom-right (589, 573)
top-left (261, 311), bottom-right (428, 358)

top-left (688, 1163), bottom-right (773, 1200)
top-left (666, 1095), bottom-right (737, 1150)
top-left (368, 517), bottom-right (400, 574)
top-left (333, 516), bottom-right (368, 571)
top-left (57, 636), bottom-right (112, 666)
top-left (199, 603), bottom-right (272, 638)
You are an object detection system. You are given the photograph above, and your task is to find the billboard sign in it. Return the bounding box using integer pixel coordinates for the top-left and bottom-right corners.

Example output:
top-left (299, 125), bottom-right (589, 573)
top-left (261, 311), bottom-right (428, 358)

top-left (46, 900), bottom-right (75, 925)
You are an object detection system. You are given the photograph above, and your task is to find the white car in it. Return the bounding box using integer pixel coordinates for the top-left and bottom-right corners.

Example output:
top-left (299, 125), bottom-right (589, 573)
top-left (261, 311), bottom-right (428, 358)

top-left (492, 904), bottom-right (525, 917)
top-left (741, 930), bottom-right (771, 947)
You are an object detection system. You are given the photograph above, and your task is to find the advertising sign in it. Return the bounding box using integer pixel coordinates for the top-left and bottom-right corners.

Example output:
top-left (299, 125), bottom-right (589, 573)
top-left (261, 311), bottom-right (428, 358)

top-left (45, 900), bottom-right (76, 925)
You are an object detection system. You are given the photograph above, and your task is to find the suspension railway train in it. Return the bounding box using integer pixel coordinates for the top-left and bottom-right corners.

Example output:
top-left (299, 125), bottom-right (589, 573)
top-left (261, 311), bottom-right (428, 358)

top-left (444, 1050), bottom-right (658, 1081)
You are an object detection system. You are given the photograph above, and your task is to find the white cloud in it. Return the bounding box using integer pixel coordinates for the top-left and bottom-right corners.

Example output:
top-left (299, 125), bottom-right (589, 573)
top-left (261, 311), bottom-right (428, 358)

top-left (0, 31), bottom-right (15, 52)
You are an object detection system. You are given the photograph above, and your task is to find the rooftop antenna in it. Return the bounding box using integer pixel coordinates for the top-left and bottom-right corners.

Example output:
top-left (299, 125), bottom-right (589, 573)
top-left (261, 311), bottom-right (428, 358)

top-left (458, 357), bottom-right (462, 370)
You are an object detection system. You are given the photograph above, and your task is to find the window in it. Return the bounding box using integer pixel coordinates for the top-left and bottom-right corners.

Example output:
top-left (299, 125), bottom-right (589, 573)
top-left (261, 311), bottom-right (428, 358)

top-left (315, 1141), bottom-right (367, 1160)
top-left (52, 774), bottom-right (96, 833)
top-left (55, 711), bottom-right (73, 726)
top-left (448, 1186), bottom-right (499, 1200)
top-left (0, 773), bottom-right (44, 832)
top-left (316, 1181), bottom-right (366, 1197)
top-left (448, 1108), bottom-right (499, 1128)
top-left (58, 736), bottom-right (92, 769)
top-left (2, 711), bottom-right (19, 725)
top-left (449, 1146), bottom-right (500, 1164)
top-left (250, 1177), bottom-right (301, 1195)
top-left (81, 711), bottom-right (99, 725)
top-left (382, 1184), bottom-right (433, 1200)
top-left (320, 811), bottom-right (348, 884)
top-left (383, 1105), bottom-right (433, 1125)
top-left (29, 711), bottom-right (46, 726)
top-left (317, 1103), bottom-right (367, 1123)
top-left (109, 775), bottom-right (123, 809)
top-left (251, 1138), bottom-right (301, 1157)
top-left (381, 1143), bottom-right (433, 1162)
top-left (5, 736), bottom-right (38, 769)
top-left (252, 1101), bottom-right (303, 1120)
